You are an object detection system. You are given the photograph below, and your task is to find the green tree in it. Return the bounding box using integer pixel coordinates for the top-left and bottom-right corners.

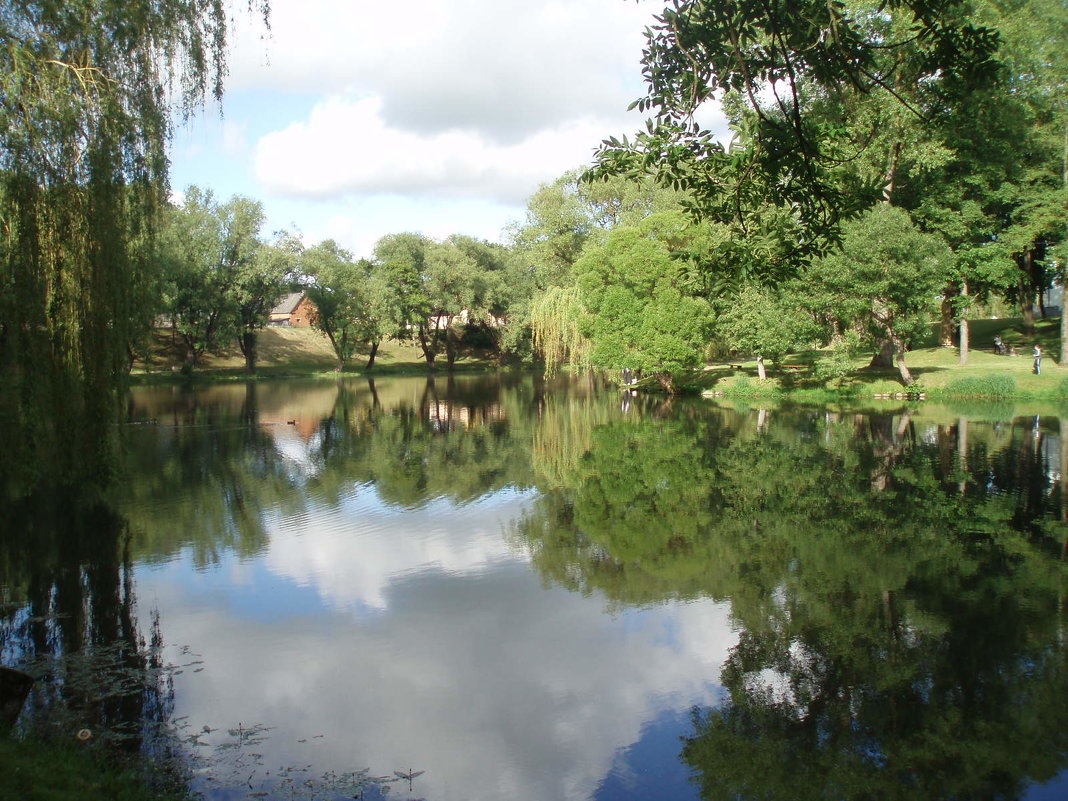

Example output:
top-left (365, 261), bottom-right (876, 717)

top-left (590, 0), bottom-right (1001, 276)
top-left (714, 285), bottom-right (818, 379)
top-left (507, 171), bottom-right (691, 362)
top-left (303, 240), bottom-right (371, 371)
top-left (572, 214), bottom-right (713, 393)
top-left (159, 188), bottom-right (275, 373)
top-left (159, 187), bottom-right (231, 371)
top-left (231, 219), bottom-right (290, 375)
top-left (0, 0), bottom-right (267, 496)
top-left (805, 204), bottom-right (951, 384)
top-left (373, 233), bottom-right (438, 365)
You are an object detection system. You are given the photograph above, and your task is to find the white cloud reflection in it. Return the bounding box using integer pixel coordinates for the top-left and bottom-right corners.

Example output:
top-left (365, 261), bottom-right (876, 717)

top-left (136, 485), bottom-right (737, 801)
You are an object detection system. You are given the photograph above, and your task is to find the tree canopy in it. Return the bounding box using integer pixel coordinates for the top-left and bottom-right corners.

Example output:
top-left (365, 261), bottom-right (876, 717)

top-left (589, 0), bottom-right (1004, 271)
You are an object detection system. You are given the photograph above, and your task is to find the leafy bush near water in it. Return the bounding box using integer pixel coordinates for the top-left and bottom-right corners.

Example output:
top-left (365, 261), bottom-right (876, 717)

top-left (722, 375), bottom-right (783, 398)
top-left (940, 374), bottom-right (1017, 399)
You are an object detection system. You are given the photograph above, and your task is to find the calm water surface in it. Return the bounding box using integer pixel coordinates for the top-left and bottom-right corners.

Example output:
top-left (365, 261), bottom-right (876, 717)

top-left (4, 375), bottom-right (1068, 801)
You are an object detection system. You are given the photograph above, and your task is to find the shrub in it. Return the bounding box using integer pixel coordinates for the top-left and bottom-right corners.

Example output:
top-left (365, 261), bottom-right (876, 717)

top-left (942, 374), bottom-right (1016, 399)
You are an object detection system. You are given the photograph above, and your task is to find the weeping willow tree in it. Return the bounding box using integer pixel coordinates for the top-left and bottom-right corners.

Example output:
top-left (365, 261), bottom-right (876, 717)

top-left (0, 1), bottom-right (269, 498)
top-left (529, 285), bottom-right (591, 378)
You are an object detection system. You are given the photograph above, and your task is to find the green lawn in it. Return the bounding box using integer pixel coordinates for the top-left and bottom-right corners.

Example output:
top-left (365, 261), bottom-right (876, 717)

top-left (133, 326), bottom-right (497, 379)
top-left (701, 316), bottom-right (1068, 399)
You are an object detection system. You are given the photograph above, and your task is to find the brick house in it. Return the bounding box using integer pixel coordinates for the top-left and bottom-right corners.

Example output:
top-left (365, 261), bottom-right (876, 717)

top-left (269, 292), bottom-right (317, 327)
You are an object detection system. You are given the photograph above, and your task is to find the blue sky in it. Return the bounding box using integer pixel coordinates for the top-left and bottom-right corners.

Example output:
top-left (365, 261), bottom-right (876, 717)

top-left (167, 0), bottom-right (716, 260)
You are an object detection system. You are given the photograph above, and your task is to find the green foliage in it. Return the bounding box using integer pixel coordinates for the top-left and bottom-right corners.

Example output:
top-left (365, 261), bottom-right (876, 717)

top-left (715, 285), bottom-right (819, 365)
top-left (803, 204), bottom-right (952, 383)
top-left (808, 205), bottom-right (951, 345)
top-left (571, 218), bottom-right (713, 390)
top-left (302, 240), bottom-right (376, 370)
top-left (530, 286), bottom-right (591, 378)
top-left (0, 0), bottom-right (267, 497)
top-left (506, 171), bottom-right (692, 360)
top-left (813, 331), bottom-right (865, 382)
top-left (158, 188), bottom-right (284, 372)
top-left (0, 737), bottom-right (191, 801)
top-left (721, 375), bottom-right (782, 399)
top-left (590, 0), bottom-right (1001, 271)
top-left (940, 374), bottom-right (1017, 399)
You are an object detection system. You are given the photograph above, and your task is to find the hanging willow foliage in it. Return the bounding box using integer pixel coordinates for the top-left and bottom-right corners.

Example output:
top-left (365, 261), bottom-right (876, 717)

top-left (529, 285), bottom-right (592, 378)
top-left (0, 1), bottom-right (269, 496)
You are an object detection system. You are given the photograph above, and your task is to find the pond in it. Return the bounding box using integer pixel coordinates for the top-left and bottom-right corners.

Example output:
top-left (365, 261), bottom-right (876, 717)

top-left (3, 374), bottom-right (1068, 801)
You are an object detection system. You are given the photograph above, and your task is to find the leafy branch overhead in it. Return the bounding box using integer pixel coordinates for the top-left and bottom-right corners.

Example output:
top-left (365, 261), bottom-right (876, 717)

top-left (588, 0), bottom-right (1003, 269)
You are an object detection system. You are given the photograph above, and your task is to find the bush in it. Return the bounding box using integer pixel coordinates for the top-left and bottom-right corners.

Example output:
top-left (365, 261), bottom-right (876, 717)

top-left (723, 375), bottom-right (782, 398)
top-left (942, 374), bottom-right (1016, 399)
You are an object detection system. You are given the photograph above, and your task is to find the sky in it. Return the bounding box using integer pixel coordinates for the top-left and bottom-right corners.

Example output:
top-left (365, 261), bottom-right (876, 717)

top-left (167, 0), bottom-right (724, 261)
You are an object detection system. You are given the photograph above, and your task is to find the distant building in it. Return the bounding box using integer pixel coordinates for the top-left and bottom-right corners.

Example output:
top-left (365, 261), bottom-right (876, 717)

top-left (269, 292), bottom-right (317, 327)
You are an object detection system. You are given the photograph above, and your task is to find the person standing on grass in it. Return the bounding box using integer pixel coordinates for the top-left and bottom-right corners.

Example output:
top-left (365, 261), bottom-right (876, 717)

top-left (1033, 345), bottom-right (1042, 375)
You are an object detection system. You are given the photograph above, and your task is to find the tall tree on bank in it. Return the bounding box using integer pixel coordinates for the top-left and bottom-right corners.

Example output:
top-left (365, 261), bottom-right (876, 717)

top-left (159, 189), bottom-right (283, 373)
top-left (0, 0), bottom-right (268, 495)
top-left (714, 286), bottom-right (818, 380)
top-left (373, 233), bottom-right (438, 366)
top-left (303, 241), bottom-right (371, 372)
top-left (570, 214), bottom-right (713, 394)
top-left (236, 231), bottom-right (296, 374)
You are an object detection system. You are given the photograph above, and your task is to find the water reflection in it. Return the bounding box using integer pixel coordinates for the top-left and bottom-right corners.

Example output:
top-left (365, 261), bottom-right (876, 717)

top-left (3, 377), bottom-right (1068, 800)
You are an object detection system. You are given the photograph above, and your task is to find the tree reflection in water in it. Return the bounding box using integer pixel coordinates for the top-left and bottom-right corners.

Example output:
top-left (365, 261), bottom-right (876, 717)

top-left (518, 399), bottom-right (1068, 800)
top-left (6, 377), bottom-right (1068, 800)
top-left (0, 492), bottom-right (187, 789)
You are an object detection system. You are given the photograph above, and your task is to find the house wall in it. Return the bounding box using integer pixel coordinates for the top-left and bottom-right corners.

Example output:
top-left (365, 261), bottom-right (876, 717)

top-left (289, 296), bottom-right (316, 327)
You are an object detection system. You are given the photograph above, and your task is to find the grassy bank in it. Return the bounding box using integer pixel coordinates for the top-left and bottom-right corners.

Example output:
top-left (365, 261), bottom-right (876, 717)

top-left (133, 317), bottom-right (1068, 402)
top-left (698, 317), bottom-right (1068, 401)
top-left (132, 326), bottom-right (500, 382)
top-left (0, 737), bottom-right (188, 801)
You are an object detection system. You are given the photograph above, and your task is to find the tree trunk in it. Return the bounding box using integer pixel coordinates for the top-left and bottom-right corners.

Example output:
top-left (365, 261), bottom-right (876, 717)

top-left (653, 371), bottom-right (678, 394)
top-left (1019, 263), bottom-right (1036, 335)
top-left (883, 142), bottom-right (902, 203)
top-left (959, 280), bottom-right (969, 366)
top-left (445, 327), bottom-right (458, 371)
top-left (417, 326), bottom-right (437, 367)
top-left (756, 354), bottom-right (767, 380)
top-left (869, 339), bottom-right (895, 369)
top-left (895, 337), bottom-right (914, 385)
top-left (365, 340), bottom-right (379, 370)
top-left (240, 331), bottom-right (257, 374)
top-left (181, 337), bottom-right (198, 374)
top-left (125, 341), bottom-right (137, 374)
top-left (324, 330), bottom-right (345, 371)
top-left (939, 284), bottom-right (957, 347)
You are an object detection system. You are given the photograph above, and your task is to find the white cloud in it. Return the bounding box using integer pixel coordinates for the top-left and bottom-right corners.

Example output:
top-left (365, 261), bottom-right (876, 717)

top-left (227, 0), bottom-right (655, 141)
top-left (253, 95), bottom-right (612, 203)
top-left (171, 0), bottom-right (733, 259)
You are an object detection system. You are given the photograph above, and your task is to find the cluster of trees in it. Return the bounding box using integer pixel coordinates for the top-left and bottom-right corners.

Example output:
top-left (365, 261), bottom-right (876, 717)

top-left (4, 0), bottom-right (1068, 490)
top-left (228, 0), bottom-right (1061, 393)
top-left (578, 0), bottom-right (1068, 388)
top-left (0, 0), bottom-right (266, 496)
top-left (154, 206), bottom-right (525, 373)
